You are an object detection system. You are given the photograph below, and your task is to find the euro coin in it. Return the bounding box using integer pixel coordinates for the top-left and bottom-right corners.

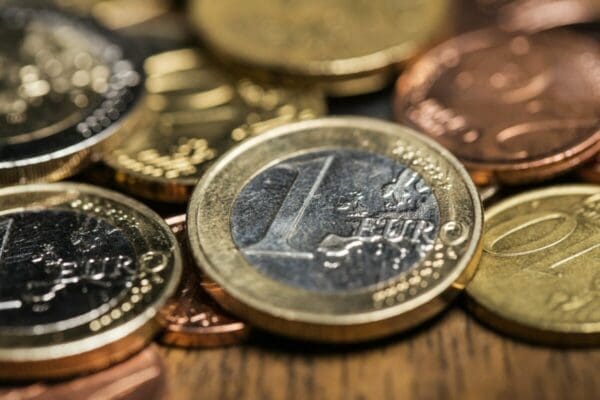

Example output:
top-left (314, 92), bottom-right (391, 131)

top-left (0, 183), bottom-right (181, 379)
top-left (187, 117), bottom-right (483, 342)
top-left (467, 185), bottom-right (600, 345)
top-left (0, 3), bottom-right (144, 185)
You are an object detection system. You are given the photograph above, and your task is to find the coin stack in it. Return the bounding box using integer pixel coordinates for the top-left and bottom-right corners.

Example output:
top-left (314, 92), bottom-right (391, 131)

top-left (0, 0), bottom-right (598, 397)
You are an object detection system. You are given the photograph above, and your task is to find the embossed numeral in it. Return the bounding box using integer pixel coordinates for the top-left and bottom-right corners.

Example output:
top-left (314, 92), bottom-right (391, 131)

top-left (0, 218), bottom-right (13, 265)
top-left (244, 156), bottom-right (334, 259)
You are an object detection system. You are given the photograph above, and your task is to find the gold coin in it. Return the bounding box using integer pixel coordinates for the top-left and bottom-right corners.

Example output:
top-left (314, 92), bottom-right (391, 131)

top-left (188, 0), bottom-right (450, 96)
top-left (0, 3), bottom-right (144, 185)
top-left (187, 117), bottom-right (483, 342)
top-left (467, 185), bottom-right (600, 345)
top-left (103, 48), bottom-right (326, 203)
top-left (0, 183), bottom-right (182, 379)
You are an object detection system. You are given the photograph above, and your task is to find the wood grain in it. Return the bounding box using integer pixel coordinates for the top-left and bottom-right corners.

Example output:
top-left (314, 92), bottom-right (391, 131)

top-left (159, 298), bottom-right (599, 400)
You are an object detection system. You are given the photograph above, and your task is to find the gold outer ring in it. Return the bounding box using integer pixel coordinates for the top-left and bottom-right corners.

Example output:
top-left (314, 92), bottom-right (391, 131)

top-left (467, 184), bottom-right (600, 346)
top-left (187, 117), bottom-right (483, 342)
top-left (0, 183), bottom-right (182, 379)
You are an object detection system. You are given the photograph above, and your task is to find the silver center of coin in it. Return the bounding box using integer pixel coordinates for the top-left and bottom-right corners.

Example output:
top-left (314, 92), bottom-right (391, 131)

top-left (231, 149), bottom-right (440, 292)
top-left (0, 210), bottom-right (136, 329)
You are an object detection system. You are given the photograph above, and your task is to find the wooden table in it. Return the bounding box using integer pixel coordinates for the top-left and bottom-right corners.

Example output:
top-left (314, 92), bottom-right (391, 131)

top-left (159, 297), bottom-right (599, 400)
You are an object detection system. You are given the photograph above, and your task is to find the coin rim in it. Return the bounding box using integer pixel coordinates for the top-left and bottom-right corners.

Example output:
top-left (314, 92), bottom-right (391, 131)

top-left (187, 116), bottom-right (483, 341)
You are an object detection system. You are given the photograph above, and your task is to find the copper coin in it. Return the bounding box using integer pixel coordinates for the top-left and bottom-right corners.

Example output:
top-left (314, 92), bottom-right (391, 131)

top-left (577, 153), bottom-right (600, 183)
top-left (395, 29), bottom-right (600, 185)
top-left (159, 215), bottom-right (249, 347)
top-left (0, 345), bottom-right (167, 400)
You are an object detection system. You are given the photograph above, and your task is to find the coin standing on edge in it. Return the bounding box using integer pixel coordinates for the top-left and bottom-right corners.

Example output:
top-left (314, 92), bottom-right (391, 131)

top-left (159, 214), bottom-right (249, 347)
top-left (467, 185), bottom-right (600, 345)
top-left (103, 48), bottom-right (325, 203)
top-left (395, 29), bottom-right (600, 185)
top-left (0, 3), bottom-right (144, 186)
top-left (0, 345), bottom-right (168, 400)
top-left (187, 117), bottom-right (483, 342)
top-left (0, 183), bottom-right (182, 379)
top-left (188, 0), bottom-right (449, 96)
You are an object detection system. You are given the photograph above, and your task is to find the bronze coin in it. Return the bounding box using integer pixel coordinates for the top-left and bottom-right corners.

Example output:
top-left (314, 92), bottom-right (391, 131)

top-left (577, 153), bottom-right (600, 183)
top-left (395, 29), bottom-right (600, 185)
top-left (159, 215), bottom-right (249, 347)
top-left (0, 345), bottom-right (167, 399)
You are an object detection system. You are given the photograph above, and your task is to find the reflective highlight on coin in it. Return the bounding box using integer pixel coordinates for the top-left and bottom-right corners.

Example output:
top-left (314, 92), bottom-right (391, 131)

top-left (0, 3), bottom-right (144, 185)
top-left (188, 117), bottom-right (483, 342)
top-left (0, 183), bottom-right (181, 379)
top-left (160, 215), bottom-right (249, 347)
top-left (467, 185), bottom-right (600, 345)
top-left (103, 48), bottom-right (325, 202)
top-left (395, 29), bottom-right (600, 184)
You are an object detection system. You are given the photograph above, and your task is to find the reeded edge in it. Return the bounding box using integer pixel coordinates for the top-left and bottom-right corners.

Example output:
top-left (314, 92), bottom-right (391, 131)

top-left (466, 184), bottom-right (600, 346)
top-left (0, 182), bottom-right (182, 378)
top-left (188, 116), bottom-right (483, 342)
top-left (394, 28), bottom-right (600, 185)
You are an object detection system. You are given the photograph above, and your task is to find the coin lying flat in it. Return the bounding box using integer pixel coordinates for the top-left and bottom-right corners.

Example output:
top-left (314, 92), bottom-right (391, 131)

top-left (0, 183), bottom-right (181, 379)
top-left (0, 345), bottom-right (167, 399)
top-left (187, 117), bottom-right (483, 342)
top-left (159, 215), bottom-right (249, 347)
top-left (395, 29), bottom-right (600, 185)
top-left (467, 185), bottom-right (600, 345)
top-left (103, 48), bottom-right (325, 202)
top-left (189, 0), bottom-right (449, 96)
top-left (0, 3), bottom-right (144, 185)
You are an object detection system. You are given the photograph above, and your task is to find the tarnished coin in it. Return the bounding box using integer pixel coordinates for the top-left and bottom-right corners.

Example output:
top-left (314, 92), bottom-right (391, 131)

top-left (0, 3), bottom-right (144, 185)
top-left (467, 185), bottom-right (600, 345)
top-left (159, 215), bottom-right (249, 347)
top-left (0, 345), bottom-right (167, 399)
top-left (0, 183), bottom-right (181, 379)
top-left (188, 0), bottom-right (449, 96)
top-left (187, 117), bottom-right (483, 342)
top-left (578, 153), bottom-right (600, 183)
top-left (395, 29), bottom-right (600, 185)
top-left (103, 48), bottom-right (325, 202)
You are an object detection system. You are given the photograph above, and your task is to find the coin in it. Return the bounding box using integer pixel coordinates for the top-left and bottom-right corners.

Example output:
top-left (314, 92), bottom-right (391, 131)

top-left (578, 153), bottom-right (600, 183)
top-left (395, 29), bottom-right (600, 185)
top-left (0, 3), bottom-right (144, 186)
top-left (0, 345), bottom-right (167, 399)
top-left (187, 117), bottom-right (483, 342)
top-left (103, 48), bottom-right (325, 203)
top-left (467, 185), bottom-right (600, 345)
top-left (0, 183), bottom-right (181, 379)
top-left (159, 214), bottom-right (249, 347)
top-left (188, 0), bottom-right (450, 96)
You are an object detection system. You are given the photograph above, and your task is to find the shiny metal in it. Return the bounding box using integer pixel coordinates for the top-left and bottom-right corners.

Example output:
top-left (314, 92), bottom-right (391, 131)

top-left (0, 183), bottom-right (182, 379)
top-left (187, 117), bottom-right (483, 342)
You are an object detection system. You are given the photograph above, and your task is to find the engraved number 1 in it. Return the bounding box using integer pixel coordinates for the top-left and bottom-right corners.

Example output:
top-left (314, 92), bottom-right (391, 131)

top-left (244, 156), bottom-right (334, 259)
top-left (0, 218), bottom-right (12, 264)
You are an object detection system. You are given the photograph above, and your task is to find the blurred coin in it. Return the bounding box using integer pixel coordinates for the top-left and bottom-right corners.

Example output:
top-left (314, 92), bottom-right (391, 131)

top-left (103, 48), bottom-right (325, 203)
top-left (159, 215), bottom-right (249, 347)
top-left (188, 0), bottom-right (450, 96)
top-left (395, 29), bottom-right (600, 185)
top-left (0, 345), bottom-right (167, 399)
top-left (478, 183), bottom-right (500, 204)
top-left (577, 153), bottom-right (600, 183)
top-left (0, 3), bottom-right (144, 185)
top-left (0, 183), bottom-right (181, 379)
top-left (187, 117), bottom-right (483, 342)
top-left (467, 185), bottom-right (600, 345)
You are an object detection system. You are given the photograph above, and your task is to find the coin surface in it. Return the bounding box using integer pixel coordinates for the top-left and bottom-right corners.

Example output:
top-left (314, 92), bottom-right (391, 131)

top-left (0, 3), bottom-right (144, 186)
top-left (395, 29), bottom-right (600, 185)
top-left (103, 48), bottom-right (325, 202)
top-left (0, 183), bottom-right (181, 379)
top-left (159, 214), bottom-right (249, 347)
top-left (189, 0), bottom-right (449, 96)
top-left (577, 153), bottom-right (600, 183)
top-left (0, 345), bottom-right (167, 399)
top-left (467, 185), bottom-right (600, 345)
top-left (187, 117), bottom-right (483, 342)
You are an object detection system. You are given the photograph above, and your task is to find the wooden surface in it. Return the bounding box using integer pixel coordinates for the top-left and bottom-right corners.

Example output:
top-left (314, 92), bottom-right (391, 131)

top-left (159, 298), bottom-right (599, 400)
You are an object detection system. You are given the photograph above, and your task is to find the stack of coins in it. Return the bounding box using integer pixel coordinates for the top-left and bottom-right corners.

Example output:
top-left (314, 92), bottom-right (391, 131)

top-left (0, 0), bottom-right (597, 396)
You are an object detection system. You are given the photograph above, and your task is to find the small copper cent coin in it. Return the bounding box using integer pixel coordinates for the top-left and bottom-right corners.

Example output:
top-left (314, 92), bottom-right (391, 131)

top-left (187, 117), bottom-right (483, 342)
top-left (159, 214), bottom-right (249, 347)
top-left (395, 29), bottom-right (600, 185)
